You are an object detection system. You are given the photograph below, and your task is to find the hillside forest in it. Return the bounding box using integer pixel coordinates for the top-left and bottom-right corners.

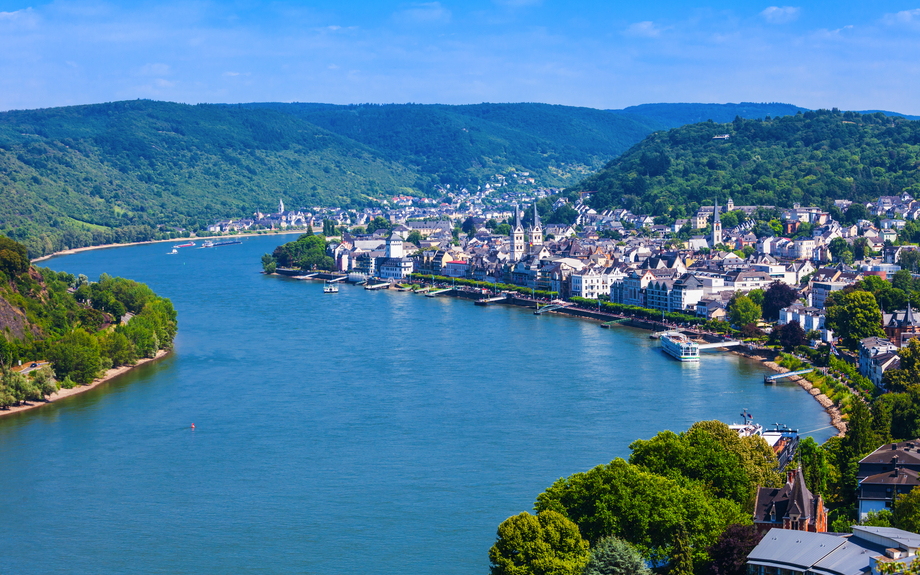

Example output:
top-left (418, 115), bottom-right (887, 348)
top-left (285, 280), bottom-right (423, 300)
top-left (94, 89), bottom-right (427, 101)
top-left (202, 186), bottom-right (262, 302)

top-left (0, 236), bottom-right (177, 407)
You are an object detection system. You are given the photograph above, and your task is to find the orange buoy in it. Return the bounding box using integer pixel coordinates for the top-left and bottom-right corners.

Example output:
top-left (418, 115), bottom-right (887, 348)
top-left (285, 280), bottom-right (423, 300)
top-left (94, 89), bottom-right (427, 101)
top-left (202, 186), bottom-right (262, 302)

top-left (191, 423), bottom-right (195, 429)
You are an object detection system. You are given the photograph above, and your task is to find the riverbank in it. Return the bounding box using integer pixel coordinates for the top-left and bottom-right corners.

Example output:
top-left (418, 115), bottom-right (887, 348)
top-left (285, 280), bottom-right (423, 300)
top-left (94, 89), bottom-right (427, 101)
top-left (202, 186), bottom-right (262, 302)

top-left (756, 358), bottom-right (846, 437)
top-left (0, 349), bottom-right (170, 419)
top-left (31, 229), bottom-right (308, 263)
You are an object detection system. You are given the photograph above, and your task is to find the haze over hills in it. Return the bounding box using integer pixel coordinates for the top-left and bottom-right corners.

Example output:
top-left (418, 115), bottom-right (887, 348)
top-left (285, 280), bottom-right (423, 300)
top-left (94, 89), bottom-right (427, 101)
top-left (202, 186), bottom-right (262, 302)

top-left (571, 108), bottom-right (920, 219)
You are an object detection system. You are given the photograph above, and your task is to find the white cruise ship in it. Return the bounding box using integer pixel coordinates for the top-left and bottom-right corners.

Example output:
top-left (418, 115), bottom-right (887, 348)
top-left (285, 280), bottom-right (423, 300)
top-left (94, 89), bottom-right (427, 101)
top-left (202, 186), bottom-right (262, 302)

top-left (659, 332), bottom-right (700, 362)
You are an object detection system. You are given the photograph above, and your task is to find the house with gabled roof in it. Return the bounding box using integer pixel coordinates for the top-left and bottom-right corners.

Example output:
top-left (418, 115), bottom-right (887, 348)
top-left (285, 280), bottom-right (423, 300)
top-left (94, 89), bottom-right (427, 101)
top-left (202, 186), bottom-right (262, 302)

top-left (753, 464), bottom-right (827, 534)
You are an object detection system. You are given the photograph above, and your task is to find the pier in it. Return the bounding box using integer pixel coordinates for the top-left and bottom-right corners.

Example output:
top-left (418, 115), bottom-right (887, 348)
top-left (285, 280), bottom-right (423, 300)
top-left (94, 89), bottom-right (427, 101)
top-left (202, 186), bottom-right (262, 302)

top-left (533, 302), bottom-right (569, 315)
top-left (698, 341), bottom-right (743, 351)
top-left (764, 368), bottom-right (814, 384)
top-left (365, 282), bottom-right (391, 291)
top-left (475, 295), bottom-right (508, 306)
top-left (600, 318), bottom-right (629, 328)
top-left (426, 288), bottom-right (453, 297)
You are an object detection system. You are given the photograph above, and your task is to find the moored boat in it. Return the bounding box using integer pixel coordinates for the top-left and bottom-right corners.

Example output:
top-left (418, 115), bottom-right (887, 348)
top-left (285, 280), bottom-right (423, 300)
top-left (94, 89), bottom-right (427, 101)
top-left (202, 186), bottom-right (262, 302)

top-left (323, 281), bottom-right (339, 294)
top-left (659, 332), bottom-right (700, 362)
top-left (173, 241), bottom-right (196, 248)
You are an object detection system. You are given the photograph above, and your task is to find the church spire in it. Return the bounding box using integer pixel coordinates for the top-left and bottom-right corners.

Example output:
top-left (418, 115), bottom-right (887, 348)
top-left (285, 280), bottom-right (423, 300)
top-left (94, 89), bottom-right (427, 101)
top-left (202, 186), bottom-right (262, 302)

top-left (515, 204), bottom-right (521, 229)
top-left (533, 202), bottom-right (541, 229)
top-left (908, 296), bottom-right (919, 326)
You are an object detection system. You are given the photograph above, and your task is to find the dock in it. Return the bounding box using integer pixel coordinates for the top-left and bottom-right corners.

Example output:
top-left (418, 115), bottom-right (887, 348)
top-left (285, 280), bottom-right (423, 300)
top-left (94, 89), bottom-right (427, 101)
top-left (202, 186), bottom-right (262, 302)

top-left (364, 282), bottom-right (391, 291)
top-left (426, 288), bottom-right (453, 297)
top-left (600, 318), bottom-right (629, 328)
top-left (764, 368), bottom-right (814, 384)
top-left (475, 295), bottom-right (508, 306)
top-left (698, 341), bottom-right (743, 351)
top-left (413, 286), bottom-right (431, 294)
top-left (534, 303), bottom-right (567, 315)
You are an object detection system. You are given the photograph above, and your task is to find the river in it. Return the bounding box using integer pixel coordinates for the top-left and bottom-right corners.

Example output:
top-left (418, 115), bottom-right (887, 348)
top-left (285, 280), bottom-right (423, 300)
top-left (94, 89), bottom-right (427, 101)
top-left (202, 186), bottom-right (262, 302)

top-left (0, 235), bottom-right (835, 574)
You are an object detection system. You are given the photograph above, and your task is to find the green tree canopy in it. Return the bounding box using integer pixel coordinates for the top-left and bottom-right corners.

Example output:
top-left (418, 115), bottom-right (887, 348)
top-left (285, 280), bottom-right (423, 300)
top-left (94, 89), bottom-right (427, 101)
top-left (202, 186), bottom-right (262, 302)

top-left (628, 420), bottom-right (782, 507)
top-left (728, 295), bottom-right (761, 327)
top-left (826, 290), bottom-right (884, 348)
top-left (489, 511), bottom-right (589, 575)
top-left (884, 339), bottom-right (920, 393)
top-left (894, 487), bottom-right (920, 534)
top-left (534, 458), bottom-right (747, 567)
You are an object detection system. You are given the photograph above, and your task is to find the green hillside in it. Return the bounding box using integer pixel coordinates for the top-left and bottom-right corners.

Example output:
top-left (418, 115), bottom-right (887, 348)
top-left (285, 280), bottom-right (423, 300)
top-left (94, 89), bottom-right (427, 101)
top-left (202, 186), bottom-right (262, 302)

top-left (610, 102), bottom-right (808, 129)
top-left (571, 109), bottom-right (920, 218)
top-left (0, 100), bottom-right (661, 257)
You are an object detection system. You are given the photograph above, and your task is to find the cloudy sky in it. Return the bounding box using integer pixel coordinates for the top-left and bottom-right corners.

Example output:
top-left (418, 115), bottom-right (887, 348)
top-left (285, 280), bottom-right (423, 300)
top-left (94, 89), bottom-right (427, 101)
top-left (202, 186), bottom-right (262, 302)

top-left (0, 0), bottom-right (918, 113)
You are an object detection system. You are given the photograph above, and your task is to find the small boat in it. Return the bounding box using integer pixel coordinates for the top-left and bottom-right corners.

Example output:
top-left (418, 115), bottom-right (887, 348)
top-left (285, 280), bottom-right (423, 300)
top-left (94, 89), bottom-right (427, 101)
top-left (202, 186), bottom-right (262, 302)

top-left (168, 248), bottom-right (178, 255)
top-left (323, 281), bottom-right (339, 294)
top-left (173, 241), bottom-right (196, 248)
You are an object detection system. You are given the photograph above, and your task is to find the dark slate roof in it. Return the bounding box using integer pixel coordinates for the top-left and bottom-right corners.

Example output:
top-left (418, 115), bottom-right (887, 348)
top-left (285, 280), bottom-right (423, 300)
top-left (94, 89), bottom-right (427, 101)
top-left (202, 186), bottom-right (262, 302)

top-left (754, 466), bottom-right (817, 524)
top-left (860, 440), bottom-right (920, 468)
top-left (861, 467), bottom-right (920, 487)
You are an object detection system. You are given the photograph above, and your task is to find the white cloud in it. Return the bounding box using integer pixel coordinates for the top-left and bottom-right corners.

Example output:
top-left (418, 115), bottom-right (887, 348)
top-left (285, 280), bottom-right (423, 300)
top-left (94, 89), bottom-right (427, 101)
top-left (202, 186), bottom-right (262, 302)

top-left (624, 21), bottom-right (662, 38)
top-left (883, 9), bottom-right (920, 26)
top-left (0, 8), bottom-right (38, 28)
top-left (760, 6), bottom-right (800, 24)
top-left (395, 3), bottom-right (451, 25)
top-left (223, 71), bottom-right (240, 77)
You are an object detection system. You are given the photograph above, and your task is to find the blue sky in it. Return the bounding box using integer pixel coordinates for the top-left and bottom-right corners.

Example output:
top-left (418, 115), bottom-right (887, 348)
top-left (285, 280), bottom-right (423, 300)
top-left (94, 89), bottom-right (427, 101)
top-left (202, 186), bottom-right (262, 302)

top-left (1, 1), bottom-right (919, 113)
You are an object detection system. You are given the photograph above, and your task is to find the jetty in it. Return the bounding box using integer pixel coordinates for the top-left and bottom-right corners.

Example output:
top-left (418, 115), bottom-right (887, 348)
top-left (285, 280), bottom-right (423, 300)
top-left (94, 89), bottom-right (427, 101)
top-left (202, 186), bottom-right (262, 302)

top-left (364, 282), bottom-right (390, 291)
top-left (475, 295), bottom-right (508, 306)
top-left (698, 341), bottom-right (743, 351)
top-left (600, 318), bottom-right (629, 328)
top-left (764, 368), bottom-right (814, 384)
top-left (426, 288), bottom-right (453, 297)
top-left (534, 303), bottom-right (567, 315)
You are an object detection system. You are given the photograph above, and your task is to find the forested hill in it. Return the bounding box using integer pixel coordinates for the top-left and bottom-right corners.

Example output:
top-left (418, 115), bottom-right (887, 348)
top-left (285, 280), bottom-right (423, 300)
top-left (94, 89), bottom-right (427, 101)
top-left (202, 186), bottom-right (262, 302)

top-left (0, 100), bottom-right (661, 257)
top-left (609, 102), bottom-right (809, 129)
top-left (571, 109), bottom-right (920, 219)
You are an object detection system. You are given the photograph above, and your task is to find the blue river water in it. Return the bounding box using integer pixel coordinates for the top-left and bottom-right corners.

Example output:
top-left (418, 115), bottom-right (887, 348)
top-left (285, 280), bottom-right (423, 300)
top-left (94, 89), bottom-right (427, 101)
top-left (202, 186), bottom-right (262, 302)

top-left (0, 235), bottom-right (835, 574)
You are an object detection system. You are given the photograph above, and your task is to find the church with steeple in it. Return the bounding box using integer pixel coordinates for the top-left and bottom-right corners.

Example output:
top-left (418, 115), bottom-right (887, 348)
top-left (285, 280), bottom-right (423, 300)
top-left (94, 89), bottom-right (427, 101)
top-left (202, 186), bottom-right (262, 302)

top-left (527, 203), bottom-right (543, 256)
top-left (711, 200), bottom-right (722, 248)
top-left (511, 205), bottom-right (526, 261)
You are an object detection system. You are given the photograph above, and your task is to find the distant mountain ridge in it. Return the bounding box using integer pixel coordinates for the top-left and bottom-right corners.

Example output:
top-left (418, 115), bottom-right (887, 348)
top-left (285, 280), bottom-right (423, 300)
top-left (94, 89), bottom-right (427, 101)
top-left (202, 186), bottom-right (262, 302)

top-left (0, 99), bottom-right (916, 258)
top-left (0, 100), bottom-right (660, 256)
top-left (610, 102), bottom-right (920, 128)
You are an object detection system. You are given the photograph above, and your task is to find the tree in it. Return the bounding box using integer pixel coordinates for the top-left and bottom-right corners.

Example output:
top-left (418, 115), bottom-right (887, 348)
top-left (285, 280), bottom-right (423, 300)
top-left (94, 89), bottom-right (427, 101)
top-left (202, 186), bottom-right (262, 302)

top-left (322, 219), bottom-right (335, 236)
top-left (669, 527), bottom-right (693, 575)
top-left (796, 437), bottom-right (828, 496)
top-left (261, 253), bottom-right (277, 274)
top-left (489, 511), bottom-right (589, 575)
top-left (861, 510), bottom-right (893, 527)
top-left (47, 328), bottom-right (102, 385)
top-left (778, 321), bottom-right (806, 351)
top-left (629, 420), bottom-right (782, 507)
top-left (535, 458), bottom-right (747, 566)
top-left (829, 237), bottom-right (853, 264)
top-left (704, 524), bottom-right (763, 575)
top-left (825, 290), bottom-right (884, 348)
top-left (583, 536), bottom-right (650, 575)
top-left (31, 366), bottom-right (58, 398)
top-left (406, 230), bottom-right (423, 246)
top-left (761, 281), bottom-right (798, 321)
top-left (728, 295), bottom-right (761, 327)
top-left (893, 487), bottom-right (920, 534)
top-left (884, 339), bottom-right (920, 393)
